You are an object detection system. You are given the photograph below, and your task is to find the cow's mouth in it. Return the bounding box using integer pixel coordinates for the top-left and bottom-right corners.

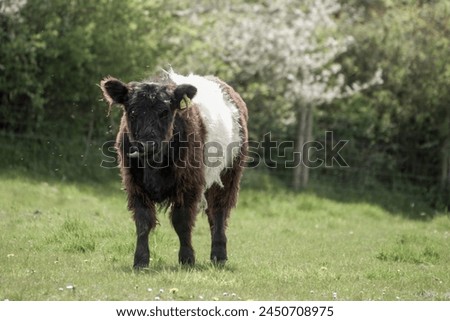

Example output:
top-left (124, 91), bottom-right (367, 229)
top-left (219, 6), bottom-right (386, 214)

top-left (127, 146), bottom-right (141, 158)
top-left (127, 142), bottom-right (157, 158)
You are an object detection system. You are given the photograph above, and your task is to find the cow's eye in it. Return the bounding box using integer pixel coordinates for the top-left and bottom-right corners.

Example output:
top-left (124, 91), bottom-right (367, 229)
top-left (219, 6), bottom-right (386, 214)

top-left (128, 110), bottom-right (136, 120)
top-left (159, 110), bottom-right (169, 119)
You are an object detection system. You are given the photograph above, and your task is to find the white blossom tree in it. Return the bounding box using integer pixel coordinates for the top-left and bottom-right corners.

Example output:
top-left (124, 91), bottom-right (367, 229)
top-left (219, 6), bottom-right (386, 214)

top-left (201, 0), bottom-right (382, 189)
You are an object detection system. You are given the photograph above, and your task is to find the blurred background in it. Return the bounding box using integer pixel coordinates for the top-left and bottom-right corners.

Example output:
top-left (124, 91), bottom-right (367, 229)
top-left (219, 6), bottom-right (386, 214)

top-left (1, 0), bottom-right (449, 212)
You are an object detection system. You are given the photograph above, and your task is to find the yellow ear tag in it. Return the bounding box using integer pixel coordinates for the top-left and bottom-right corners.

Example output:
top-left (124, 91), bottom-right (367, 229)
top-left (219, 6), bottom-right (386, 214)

top-left (180, 94), bottom-right (191, 110)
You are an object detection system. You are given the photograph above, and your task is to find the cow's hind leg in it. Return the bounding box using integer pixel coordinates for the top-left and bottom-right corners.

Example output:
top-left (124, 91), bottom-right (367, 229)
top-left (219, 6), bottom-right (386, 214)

top-left (206, 204), bottom-right (230, 264)
top-left (132, 198), bottom-right (157, 269)
top-left (171, 195), bottom-right (198, 265)
top-left (206, 160), bottom-right (244, 264)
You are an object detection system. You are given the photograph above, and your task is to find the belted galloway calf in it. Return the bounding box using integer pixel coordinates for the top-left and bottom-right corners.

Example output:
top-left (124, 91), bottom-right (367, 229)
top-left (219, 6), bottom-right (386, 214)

top-left (100, 71), bottom-right (248, 268)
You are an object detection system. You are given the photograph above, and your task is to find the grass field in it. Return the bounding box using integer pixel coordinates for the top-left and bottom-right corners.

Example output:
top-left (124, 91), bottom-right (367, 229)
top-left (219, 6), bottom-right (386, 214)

top-left (0, 170), bottom-right (449, 301)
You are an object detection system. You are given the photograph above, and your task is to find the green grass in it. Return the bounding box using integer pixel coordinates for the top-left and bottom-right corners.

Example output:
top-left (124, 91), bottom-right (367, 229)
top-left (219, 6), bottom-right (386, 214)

top-left (0, 171), bottom-right (449, 301)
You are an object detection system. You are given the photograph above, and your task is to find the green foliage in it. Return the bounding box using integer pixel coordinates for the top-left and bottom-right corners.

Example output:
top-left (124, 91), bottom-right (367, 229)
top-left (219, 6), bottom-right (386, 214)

top-left (0, 0), bottom-right (172, 136)
top-left (325, 0), bottom-right (450, 207)
top-left (0, 2), bottom-right (45, 132)
top-left (0, 0), bottom-right (182, 185)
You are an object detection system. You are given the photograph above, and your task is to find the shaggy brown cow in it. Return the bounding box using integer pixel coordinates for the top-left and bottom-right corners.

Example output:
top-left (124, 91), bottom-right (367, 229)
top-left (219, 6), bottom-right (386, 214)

top-left (100, 70), bottom-right (248, 268)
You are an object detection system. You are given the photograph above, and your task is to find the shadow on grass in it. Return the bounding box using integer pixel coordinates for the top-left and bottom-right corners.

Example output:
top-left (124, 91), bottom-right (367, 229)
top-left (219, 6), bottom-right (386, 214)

top-left (308, 179), bottom-right (438, 221)
top-left (0, 161), bottom-right (122, 199)
top-left (241, 168), bottom-right (444, 221)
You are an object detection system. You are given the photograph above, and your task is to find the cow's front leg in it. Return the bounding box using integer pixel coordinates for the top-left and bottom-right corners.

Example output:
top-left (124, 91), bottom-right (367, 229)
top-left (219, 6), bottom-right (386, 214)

top-left (132, 198), bottom-right (157, 269)
top-left (171, 203), bottom-right (197, 265)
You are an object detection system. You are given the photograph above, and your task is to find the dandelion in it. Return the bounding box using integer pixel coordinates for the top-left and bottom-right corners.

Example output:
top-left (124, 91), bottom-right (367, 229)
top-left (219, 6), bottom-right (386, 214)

top-left (170, 288), bottom-right (179, 294)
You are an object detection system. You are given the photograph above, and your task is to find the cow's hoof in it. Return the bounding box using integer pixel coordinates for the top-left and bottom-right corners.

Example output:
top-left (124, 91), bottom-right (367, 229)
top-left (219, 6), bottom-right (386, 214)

top-left (211, 247), bottom-right (227, 265)
top-left (133, 262), bottom-right (148, 270)
top-left (133, 256), bottom-right (149, 270)
top-left (179, 247), bottom-right (195, 265)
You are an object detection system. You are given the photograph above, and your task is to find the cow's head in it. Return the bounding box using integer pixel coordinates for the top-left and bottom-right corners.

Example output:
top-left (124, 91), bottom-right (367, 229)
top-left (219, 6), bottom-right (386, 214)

top-left (100, 77), bottom-right (197, 158)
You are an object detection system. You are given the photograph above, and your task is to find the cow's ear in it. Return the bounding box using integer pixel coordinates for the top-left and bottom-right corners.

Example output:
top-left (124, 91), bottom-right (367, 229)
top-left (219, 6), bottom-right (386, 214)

top-left (100, 77), bottom-right (128, 105)
top-left (173, 84), bottom-right (197, 110)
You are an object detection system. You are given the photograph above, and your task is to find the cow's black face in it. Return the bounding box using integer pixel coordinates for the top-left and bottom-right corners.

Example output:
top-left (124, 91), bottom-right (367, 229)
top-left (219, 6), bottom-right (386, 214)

top-left (126, 83), bottom-right (173, 157)
top-left (101, 77), bottom-right (197, 158)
